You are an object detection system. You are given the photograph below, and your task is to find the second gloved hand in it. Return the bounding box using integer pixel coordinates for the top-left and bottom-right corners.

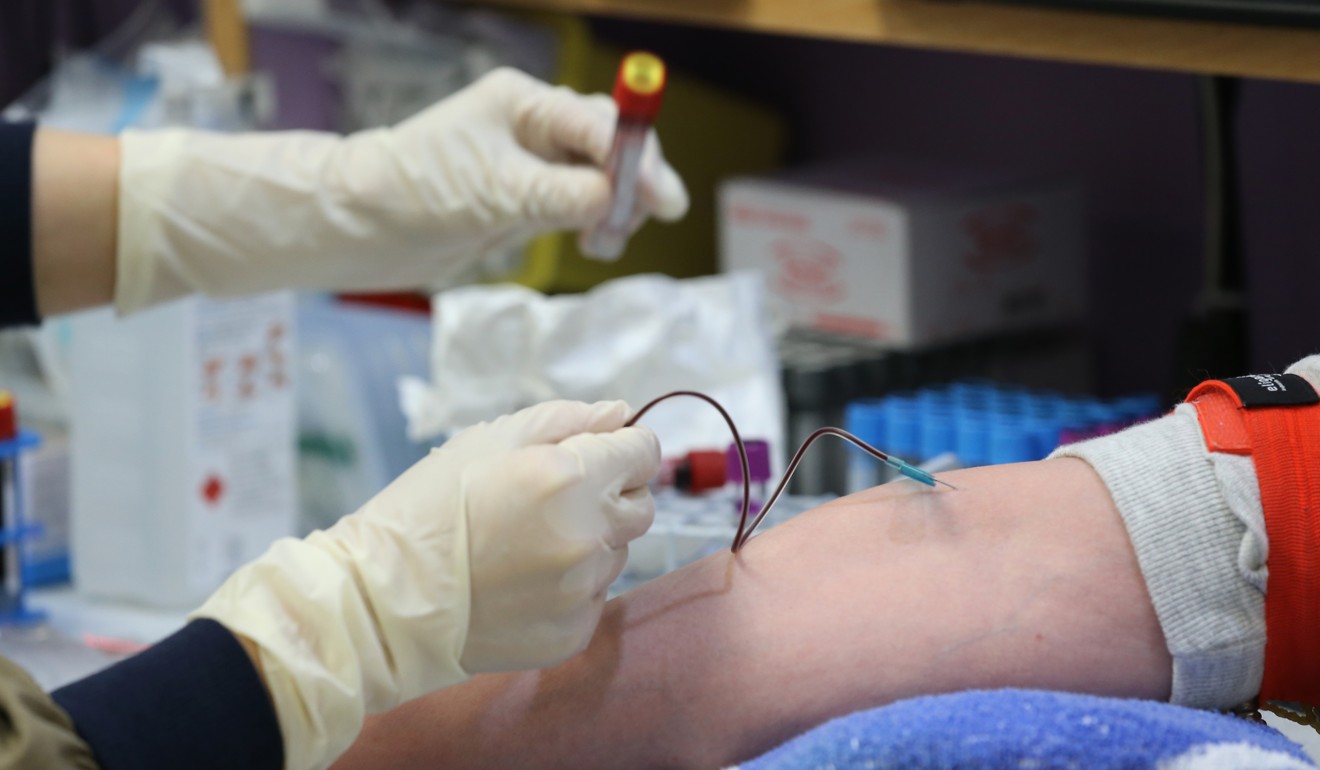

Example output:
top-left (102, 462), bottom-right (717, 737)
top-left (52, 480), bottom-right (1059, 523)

top-left (191, 400), bottom-right (659, 770)
top-left (115, 68), bottom-right (689, 314)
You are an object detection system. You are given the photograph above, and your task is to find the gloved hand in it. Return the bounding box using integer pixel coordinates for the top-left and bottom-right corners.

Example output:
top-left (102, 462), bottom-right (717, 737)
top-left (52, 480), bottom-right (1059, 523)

top-left (191, 400), bottom-right (659, 770)
top-left (115, 67), bottom-right (689, 314)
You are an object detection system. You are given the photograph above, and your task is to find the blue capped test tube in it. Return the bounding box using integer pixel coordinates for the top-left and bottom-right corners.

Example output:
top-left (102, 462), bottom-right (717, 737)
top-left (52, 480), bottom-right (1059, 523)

top-left (0, 391), bottom-right (44, 626)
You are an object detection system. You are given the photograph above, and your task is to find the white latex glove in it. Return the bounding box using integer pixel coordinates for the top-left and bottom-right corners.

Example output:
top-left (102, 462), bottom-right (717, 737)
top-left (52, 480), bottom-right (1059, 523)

top-left (116, 67), bottom-right (689, 314)
top-left (191, 400), bottom-right (659, 770)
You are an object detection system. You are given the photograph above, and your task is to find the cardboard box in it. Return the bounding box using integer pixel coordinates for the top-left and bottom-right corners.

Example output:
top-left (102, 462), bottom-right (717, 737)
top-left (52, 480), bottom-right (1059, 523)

top-left (69, 294), bottom-right (297, 608)
top-left (719, 160), bottom-right (1086, 348)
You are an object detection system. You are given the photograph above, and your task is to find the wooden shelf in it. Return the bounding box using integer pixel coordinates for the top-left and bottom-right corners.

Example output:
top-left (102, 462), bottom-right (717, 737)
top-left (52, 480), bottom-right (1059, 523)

top-left (468, 0), bottom-right (1320, 84)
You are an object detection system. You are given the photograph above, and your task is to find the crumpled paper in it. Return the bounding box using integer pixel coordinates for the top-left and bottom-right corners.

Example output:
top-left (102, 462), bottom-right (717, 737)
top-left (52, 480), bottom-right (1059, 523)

top-left (400, 272), bottom-right (784, 467)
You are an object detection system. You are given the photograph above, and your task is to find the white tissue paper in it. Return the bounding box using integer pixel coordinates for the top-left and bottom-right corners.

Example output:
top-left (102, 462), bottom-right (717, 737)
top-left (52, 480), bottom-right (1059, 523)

top-left (400, 272), bottom-right (784, 469)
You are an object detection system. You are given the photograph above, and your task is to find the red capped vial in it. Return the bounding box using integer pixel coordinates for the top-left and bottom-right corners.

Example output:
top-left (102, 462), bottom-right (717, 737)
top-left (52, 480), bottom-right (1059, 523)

top-left (583, 51), bottom-right (667, 260)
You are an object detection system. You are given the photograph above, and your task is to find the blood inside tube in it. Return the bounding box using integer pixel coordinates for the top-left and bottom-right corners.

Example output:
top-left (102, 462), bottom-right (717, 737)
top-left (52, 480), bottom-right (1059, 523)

top-left (584, 52), bottom-right (667, 260)
top-left (600, 122), bottom-right (648, 233)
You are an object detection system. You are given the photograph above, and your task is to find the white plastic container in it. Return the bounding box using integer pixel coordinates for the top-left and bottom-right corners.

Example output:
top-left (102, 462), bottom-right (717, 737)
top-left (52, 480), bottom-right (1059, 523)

top-left (68, 294), bottom-right (297, 608)
top-left (720, 158), bottom-right (1086, 349)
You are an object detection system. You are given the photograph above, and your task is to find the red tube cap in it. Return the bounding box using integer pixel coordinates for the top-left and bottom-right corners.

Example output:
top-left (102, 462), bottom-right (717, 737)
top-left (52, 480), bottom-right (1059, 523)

top-left (0, 391), bottom-right (15, 441)
top-left (613, 51), bottom-right (666, 123)
top-left (684, 450), bottom-right (727, 493)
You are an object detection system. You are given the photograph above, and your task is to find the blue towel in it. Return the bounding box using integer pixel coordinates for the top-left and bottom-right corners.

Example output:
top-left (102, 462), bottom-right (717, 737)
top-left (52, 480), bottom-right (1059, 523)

top-left (738, 689), bottom-right (1315, 770)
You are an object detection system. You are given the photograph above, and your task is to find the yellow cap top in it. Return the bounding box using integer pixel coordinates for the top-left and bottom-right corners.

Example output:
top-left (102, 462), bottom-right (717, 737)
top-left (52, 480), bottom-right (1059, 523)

top-left (621, 52), bottom-right (666, 96)
top-left (0, 391), bottom-right (10, 409)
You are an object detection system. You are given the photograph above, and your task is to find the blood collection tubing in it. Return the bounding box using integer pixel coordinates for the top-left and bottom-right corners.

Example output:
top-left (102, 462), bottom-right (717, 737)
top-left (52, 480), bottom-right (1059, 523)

top-left (583, 51), bottom-right (667, 260)
top-left (627, 391), bottom-right (956, 553)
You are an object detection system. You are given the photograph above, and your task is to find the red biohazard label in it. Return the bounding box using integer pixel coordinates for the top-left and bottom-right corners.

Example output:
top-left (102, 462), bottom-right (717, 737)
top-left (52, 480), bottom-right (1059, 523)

top-left (963, 202), bottom-right (1039, 272)
top-left (729, 203), bottom-right (810, 232)
top-left (773, 237), bottom-right (844, 302)
top-left (848, 216), bottom-right (890, 240)
top-left (202, 475), bottom-right (225, 506)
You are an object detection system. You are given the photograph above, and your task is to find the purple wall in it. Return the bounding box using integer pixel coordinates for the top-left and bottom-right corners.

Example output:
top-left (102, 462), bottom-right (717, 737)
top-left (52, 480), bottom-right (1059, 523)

top-left (1238, 79), bottom-right (1320, 373)
top-left (249, 25), bottom-right (343, 131)
top-left (592, 18), bottom-right (1315, 395)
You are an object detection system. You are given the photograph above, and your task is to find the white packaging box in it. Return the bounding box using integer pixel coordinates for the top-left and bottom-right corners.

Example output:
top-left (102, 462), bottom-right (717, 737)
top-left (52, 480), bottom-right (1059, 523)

top-left (68, 293), bottom-right (297, 608)
top-left (719, 161), bottom-right (1086, 348)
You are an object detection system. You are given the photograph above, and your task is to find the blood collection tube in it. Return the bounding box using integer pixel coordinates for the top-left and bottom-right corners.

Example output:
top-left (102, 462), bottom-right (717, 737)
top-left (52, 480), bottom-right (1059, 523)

top-left (0, 393), bottom-right (18, 616)
top-left (674, 450), bottom-right (726, 494)
top-left (0, 392), bottom-right (42, 625)
top-left (583, 51), bottom-right (667, 260)
top-left (726, 440), bottom-right (771, 508)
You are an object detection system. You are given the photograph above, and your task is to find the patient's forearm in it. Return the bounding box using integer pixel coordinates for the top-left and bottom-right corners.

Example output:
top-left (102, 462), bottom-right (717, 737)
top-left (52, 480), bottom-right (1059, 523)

top-left (335, 458), bottom-right (1170, 770)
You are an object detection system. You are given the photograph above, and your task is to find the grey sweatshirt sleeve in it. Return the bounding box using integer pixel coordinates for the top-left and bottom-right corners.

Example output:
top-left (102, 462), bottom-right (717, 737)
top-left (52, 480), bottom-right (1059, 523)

top-left (1049, 354), bottom-right (1320, 709)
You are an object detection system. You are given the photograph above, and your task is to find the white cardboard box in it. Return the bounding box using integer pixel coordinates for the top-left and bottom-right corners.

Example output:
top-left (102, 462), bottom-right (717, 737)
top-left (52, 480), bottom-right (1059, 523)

top-left (719, 161), bottom-right (1086, 348)
top-left (68, 293), bottom-right (297, 608)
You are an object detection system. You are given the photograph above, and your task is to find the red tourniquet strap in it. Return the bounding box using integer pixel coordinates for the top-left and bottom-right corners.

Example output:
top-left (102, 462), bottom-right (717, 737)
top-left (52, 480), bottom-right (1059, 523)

top-left (1187, 380), bottom-right (1320, 704)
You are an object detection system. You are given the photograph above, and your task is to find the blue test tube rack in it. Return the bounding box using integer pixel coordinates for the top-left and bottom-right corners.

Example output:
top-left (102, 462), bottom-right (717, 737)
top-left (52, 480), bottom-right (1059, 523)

top-left (845, 382), bottom-right (1163, 476)
top-left (0, 428), bottom-right (46, 626)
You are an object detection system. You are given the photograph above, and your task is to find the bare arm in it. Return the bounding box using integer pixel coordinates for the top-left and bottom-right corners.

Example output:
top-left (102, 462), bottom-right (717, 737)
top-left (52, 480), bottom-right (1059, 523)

top-left (334, 458), bottom-right (1171, 770)
top-left (31, 129), bottom-right (119, 317)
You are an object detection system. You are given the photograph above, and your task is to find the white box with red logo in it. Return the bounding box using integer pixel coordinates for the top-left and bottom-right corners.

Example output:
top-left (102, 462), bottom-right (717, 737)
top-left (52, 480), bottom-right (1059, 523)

top-left (68, 293), bottom-right (298, 608)
top-left (719, 160), bottom-right (1085, 347)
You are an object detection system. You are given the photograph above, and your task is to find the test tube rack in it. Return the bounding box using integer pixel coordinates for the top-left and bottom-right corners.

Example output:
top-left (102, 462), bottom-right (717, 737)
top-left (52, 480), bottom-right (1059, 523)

top-left (0, 428), bottom-right (46, 626)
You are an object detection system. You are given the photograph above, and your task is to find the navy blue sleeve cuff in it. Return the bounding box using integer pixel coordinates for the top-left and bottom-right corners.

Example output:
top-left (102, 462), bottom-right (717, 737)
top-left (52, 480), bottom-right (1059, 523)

top-left (0, 121), bottom-right (38, 328)
top-left (52, 619), bottom-right (284, 770)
